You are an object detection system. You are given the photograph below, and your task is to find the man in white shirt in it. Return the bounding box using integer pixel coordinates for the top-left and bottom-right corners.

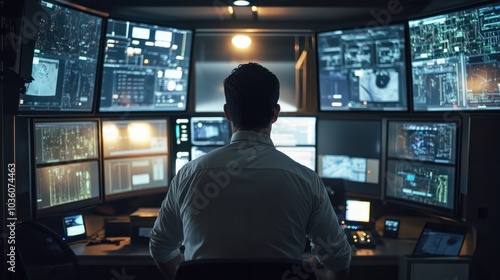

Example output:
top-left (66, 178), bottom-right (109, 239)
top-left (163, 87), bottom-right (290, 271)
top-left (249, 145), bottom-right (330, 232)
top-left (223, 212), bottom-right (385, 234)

top-left (149, 62), bottom-right (351, 279)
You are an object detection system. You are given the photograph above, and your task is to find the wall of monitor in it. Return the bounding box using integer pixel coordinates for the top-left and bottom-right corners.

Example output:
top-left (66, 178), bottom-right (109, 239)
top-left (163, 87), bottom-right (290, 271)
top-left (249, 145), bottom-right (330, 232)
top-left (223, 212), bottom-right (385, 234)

top-left (5, 0), bottom-right (500, 227)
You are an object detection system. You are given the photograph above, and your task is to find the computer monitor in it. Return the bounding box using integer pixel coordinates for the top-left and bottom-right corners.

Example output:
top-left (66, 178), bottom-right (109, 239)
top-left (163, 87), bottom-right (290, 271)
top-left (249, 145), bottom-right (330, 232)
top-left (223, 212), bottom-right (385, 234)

top-left (344, 199), bottom-right (372, 229)
top-left (385, 119), bottom-right (459, 217)
top-left (271, 116), bottom-right (316, 171)
top-left (18, 0), bottom-right (104, 112)
top-left (101, 119), bottom-right (169, 199)
top-left (317, 23), bottom-right (408, 111)
top-left (62, 214), bottom-right (87, 242)
top-left (409, 3), bottom-right (500, 111)
top-left (99, 18), bottom-right (193, 112)
top-left (317, 118), bottom-right (381, 196)
top-left (175, 116), bottom-right (231, 165)
top-left (33, 120), bottom-right (101, 215)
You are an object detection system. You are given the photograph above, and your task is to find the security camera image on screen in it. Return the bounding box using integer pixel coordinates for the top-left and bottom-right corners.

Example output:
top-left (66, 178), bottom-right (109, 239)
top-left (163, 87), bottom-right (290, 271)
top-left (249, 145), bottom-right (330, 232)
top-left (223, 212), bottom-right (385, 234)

top-left (386, 160), bottom-right (455, 210)
top-left (100, 19), bottom-right (192, 112)
top-left (190, 117), bottom-right (231, 146)
top-left (19, 0), bottom-right (103, 112)
top-left (317, 24), bottom-right (407, 111)
top-left (409, 3), bottom-right (500, 111)
top-left (36, 161), bottom-right (100, 209)
top-left (317, 119), bottom-right (381, 195)
top-left (387, 121), bottom-right (457, 164)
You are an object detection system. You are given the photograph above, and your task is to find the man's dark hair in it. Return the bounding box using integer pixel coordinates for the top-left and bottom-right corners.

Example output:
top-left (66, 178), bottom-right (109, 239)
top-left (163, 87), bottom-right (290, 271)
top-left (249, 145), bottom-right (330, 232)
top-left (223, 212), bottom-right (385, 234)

top-left (223, 62), bottom-right (280, 129)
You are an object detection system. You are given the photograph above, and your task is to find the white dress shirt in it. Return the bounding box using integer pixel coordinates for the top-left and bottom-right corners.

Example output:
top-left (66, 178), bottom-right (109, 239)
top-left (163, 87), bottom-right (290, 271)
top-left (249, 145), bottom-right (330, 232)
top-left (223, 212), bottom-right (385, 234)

top-left (149, 130), bottom-right (351, 273)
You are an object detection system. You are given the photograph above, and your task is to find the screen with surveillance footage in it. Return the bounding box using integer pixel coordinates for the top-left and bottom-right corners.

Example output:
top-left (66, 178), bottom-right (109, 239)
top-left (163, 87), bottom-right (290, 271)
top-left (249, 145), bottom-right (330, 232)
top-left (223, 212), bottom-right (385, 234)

top-left (101, 119), bottom-right (169, 197)
top-left (99, 19), bottom-right (193, 112)
top-left (19, 0), bottom-right (103, 112)
top-left (409, 3), bottom-right (500, 111)
top-left (317, 119), bottom-right (381, 195)
top-left (34, 121), bottom-right (101, 212)
top-left (317, 24), bottom-right (408, 111)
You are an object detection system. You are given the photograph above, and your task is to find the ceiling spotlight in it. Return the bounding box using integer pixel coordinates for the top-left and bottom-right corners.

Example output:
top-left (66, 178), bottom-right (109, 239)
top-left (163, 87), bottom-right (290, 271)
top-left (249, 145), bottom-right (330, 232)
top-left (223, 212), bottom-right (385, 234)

top-left (232, 35), bottom-right (252, 49)
top-left (233, 0), bottom-right (250, 6)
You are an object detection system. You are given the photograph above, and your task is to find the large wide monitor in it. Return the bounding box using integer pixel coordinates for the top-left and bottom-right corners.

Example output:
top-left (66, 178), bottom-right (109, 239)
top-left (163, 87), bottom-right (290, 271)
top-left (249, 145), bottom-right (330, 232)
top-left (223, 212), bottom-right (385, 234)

top-left (385, 119), bottom-right (459, 217)
top-left (18, 0), bottom-right (104, 113)
top-left (101, 119), bottom-right (169, 199)
top-left (33, 120), bottom-right (101, 215)
top-left (271, 116), bottom-right (316, 171)
top-left (99, 18), bottom-right (193, 112)
top-left (317, 118), bottom-right (382, 196)
top-left (409, 3), bottom-right (500, 111)
top-left (317, 24), bottom-right (408, 111)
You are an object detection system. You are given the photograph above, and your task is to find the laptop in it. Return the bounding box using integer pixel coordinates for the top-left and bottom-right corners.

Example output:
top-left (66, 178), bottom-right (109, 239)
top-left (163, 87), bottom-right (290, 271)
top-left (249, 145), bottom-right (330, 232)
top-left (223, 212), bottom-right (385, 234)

top-left (411, 222), bottom-right (469, 257)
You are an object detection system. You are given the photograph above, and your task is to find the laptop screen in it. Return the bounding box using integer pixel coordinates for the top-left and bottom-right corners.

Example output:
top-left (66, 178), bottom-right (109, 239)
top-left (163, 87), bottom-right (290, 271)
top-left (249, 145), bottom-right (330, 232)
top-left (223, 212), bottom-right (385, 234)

top-left (412, 222), bottom-right (468, 257)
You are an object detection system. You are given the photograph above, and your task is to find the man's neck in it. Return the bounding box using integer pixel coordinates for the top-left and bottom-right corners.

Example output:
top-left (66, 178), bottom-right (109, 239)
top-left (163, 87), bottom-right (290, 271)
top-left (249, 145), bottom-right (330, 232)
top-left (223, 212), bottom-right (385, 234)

top-left (233, 127), bottom-right (271, 136)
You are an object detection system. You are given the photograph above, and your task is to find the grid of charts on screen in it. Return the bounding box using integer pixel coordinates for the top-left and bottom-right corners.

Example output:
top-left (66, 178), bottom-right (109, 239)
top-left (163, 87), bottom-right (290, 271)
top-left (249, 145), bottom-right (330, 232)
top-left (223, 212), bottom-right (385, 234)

top-left (385, 120), bottom-right (458, 214)
top-left (19, 1), bottom-right (103, 112)
top-left (270, 117), bottom-right (316, 171)
top-left (34, 121), bottom-right (101, 212)
top-left (409, 3), bottom-right (500, 111)
top-left (101, 119), bottom-right (169, 197)
top-left (172, 117), bottom-right (231, 174)
top-left (99, 19), bottom-right (193, 112)
top-left (317, 24), bottom-right (408, 111)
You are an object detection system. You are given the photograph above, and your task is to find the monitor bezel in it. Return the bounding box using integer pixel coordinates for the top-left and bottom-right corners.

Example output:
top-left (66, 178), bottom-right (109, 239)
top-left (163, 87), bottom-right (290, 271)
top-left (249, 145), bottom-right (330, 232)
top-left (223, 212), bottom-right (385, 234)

top-left (315, 22), bottom-right (410, 113)
top-left (17, 0), bottom-right (107, 116)
top-left (383, 117), bottom-right (462, 218)
top-left (407, 1), bottom-right (500, 112)
top-left (31, 118), bottom-right (103, 218)
top-left (100, 117), bottom-right (171, 202)
top-left (97, 16), bottom-right (195, 114)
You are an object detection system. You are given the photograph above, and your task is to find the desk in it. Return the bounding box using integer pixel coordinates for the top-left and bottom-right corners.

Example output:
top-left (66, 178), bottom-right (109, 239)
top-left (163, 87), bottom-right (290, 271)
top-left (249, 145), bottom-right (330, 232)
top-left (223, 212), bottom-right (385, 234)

top-left (71, 237), bottom-right (417, 280)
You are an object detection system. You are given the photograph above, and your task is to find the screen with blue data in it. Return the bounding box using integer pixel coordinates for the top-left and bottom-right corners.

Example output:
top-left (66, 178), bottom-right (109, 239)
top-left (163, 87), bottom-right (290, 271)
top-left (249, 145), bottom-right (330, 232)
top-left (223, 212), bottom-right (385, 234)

top-left (409, 3), bottom-right (500, 111)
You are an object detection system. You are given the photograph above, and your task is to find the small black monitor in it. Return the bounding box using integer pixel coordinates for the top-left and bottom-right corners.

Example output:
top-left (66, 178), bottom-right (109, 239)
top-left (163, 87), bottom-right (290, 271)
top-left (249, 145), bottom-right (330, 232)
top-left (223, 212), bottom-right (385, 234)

top-left (99, 18), bottom-right (193, 112)
top-left (317, 24), bottom-right (408, 111)
top-left (62, 214), bottom-right (87, 242)
top-left (18, 0), bottom-right (104, 112)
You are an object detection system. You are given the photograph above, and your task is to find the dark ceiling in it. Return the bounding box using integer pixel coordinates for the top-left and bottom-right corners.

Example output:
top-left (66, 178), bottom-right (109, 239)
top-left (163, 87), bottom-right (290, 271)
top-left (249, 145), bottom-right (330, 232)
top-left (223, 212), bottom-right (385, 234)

top-left (64, 0), bottom-right (490, 31)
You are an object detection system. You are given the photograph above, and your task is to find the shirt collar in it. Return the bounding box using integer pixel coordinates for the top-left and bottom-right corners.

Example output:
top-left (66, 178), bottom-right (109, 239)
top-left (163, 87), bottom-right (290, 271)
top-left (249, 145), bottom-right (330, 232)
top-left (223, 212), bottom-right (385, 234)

top-left (230, 130), bottom-right (275, 147)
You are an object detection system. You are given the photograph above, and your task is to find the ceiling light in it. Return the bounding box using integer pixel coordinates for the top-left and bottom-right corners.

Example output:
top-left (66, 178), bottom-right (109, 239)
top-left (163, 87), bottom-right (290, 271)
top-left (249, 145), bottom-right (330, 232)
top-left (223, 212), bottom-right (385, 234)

top-left (251, 6), bottom-right (258, 12)
top-left (228, 6), bottom-right (234, 15)
top-left (233, 0), bottom-right (250, 6)
top-left (232, 35), bottom-right (252, 49)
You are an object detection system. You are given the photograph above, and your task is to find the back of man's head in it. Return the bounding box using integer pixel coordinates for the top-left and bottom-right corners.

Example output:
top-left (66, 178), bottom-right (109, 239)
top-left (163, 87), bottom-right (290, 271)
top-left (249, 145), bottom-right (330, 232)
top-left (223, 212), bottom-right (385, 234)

top-left (223, 62), bottom-right (280, 129)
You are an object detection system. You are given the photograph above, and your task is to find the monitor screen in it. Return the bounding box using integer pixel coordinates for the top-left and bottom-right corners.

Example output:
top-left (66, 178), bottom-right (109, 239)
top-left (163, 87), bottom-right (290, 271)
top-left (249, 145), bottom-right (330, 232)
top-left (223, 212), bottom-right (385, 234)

top-left (387, 121), bottom-right (458, 164)
top-left (19, 0), bottom-right (103, 112)
top-left (172, 116), bottom-right (231, 173)
top-left (36, 161), bottom-right (100, 210)
top-left (34, 120), bottom-right (101, 212)
top-left (63, 214), bottom-right (87, 241)
top-left (345, 199), bottom-right (371, 223)
top-left (271, 117), bottom-right (316, 170)
top-left (102, 119), bottom-right (169, 197)
top-left (317, 119), bottom-right (381, 195)
top-left (385, 159), bottom-right (456, 211)
top-left (317, 24), bottom-right (408, 111)
top-left (99, 18), bottom-right (193, 112)
top-left (409, 3), bottom-right (500, 111)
